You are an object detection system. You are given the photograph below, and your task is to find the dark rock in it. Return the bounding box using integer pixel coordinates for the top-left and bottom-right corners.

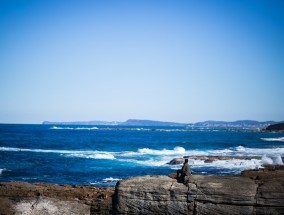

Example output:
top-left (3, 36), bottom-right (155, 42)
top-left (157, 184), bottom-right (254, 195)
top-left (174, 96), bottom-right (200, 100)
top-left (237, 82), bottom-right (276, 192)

top-left (265, 122), bottom-right (284, 131)
top-left (168, 172), bottom-right (177, 179)
top-left (168, 156), bottom-right (262, 165)
top-left (168, 158), bottom-right (184, 164)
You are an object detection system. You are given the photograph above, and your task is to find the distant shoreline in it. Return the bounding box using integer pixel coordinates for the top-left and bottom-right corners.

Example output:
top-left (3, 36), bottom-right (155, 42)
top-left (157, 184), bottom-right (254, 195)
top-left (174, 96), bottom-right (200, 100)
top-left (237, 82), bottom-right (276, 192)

top-left (42, 119), bottom-right (279, 129)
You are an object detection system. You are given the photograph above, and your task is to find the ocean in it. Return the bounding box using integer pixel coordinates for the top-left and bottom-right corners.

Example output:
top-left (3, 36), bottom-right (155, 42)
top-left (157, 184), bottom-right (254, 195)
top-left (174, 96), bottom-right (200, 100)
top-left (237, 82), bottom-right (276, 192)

top-left (0, 124), bottom-right (283, 187)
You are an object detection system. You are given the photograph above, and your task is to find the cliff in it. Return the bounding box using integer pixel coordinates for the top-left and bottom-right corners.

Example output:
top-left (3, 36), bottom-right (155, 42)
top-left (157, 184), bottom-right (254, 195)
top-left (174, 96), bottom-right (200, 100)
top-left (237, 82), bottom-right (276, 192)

top-left (113, 166), bottom-right (284, 215)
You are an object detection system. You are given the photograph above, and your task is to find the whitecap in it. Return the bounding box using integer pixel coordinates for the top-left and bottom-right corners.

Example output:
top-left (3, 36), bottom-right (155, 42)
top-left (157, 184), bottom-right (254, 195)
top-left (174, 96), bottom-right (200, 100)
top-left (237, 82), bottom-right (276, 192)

top-left (74, 127), bottom-right (98, 130)
top-left (261, 137), bottom-right (284, 142)
top-left (50, 126), bottom-right (99, 130)
top-left (261, 155), bottom-right (274, 165)
top-left (67, 153), bottom-right (115, 160)
top-left (0, 168), bottom-right (6, 175)
top-left (0, 147), bottom-right (94, 154)
top-left (137, 146), bottom-right (186, 155)
top-left (118, 158), bottom-right (170, 166)
top-left (198, 158), bottom-right (262, 170)
top-left (102, 177), bottom-right (121, 183)
top-left (170, 158), bottom-right (263, 172)
top-left (0, 147), bottom-right (116, 160)
top-left (208, 149), bottom-right (234, 154)
top-left (272, 155), bottom-right (283, 165)
top-left (233, 146), bottom-right (284, 156)
top-left (236, 146), bottom-right (246, 152)
top-left (50, 126), bottom-right (73, 130)
top-left (90, 177), bottom-right (122, 186)
top-left (260, 154), bottom-right (284, 165)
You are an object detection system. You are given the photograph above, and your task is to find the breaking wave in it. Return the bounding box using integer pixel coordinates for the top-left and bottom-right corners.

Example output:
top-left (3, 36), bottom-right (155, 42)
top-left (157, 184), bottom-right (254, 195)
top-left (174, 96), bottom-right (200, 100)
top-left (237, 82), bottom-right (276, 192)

top-left (234, 146), bottom-right (284, 156)
top-left (137, 146), bottom-right (186, 155)
top-left (0, 147), bottom-right (115, 160)
top-left (66, 153), bottom-right (115, 160)
top-left (50, 126), bottom-right (99, 130)
top-left (0, 168), bottom-right (6, 176)
top-left (261, 137), bottom-right (284, 142)
top-left (102, 177), bottom-right (121, 183)
top-left (1, 146), bottom-right (283, 168)
top-left (90, 177), bottom-right (122, 186)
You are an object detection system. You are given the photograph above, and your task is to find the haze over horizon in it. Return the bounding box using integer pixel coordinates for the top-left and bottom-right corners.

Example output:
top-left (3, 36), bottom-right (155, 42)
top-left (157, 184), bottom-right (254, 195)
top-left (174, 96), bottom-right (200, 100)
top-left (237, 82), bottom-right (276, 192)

top-left (1, 0), bottom-right (284, 124)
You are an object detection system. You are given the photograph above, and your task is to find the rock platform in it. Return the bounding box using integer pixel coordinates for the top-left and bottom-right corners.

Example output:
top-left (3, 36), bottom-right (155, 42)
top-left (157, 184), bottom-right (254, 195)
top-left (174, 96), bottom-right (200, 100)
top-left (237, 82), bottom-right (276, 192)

top-left (113, 165), bottom-right (284, 215)
top-left (0, 165), bottom-right (283, 214)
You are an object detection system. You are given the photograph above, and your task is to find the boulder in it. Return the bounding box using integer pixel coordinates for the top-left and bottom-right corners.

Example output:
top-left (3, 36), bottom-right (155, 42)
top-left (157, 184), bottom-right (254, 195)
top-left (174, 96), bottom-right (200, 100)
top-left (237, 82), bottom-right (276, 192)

top-left (168, 158), bottom-right (184, 165)
top-left (113, 175), bottom-right (191, 215)
top-left (114, 167), bottom-right (284, 215)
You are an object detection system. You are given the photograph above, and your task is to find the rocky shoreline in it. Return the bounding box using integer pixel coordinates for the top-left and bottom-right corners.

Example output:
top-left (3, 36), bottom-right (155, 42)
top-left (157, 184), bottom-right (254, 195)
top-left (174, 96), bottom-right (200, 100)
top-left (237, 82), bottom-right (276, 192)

top-left (168, 155), bottom-right (263, 165)
top-left (0, 165), bottom-right (283, 215)
top-left (114, 165), bottom-right (284, 215)
top-left (0, 182), bottom-right (114, 215)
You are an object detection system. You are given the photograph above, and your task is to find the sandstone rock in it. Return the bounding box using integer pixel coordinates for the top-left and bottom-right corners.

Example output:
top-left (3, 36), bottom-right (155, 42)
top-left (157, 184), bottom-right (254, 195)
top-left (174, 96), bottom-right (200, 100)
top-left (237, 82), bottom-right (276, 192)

top-left (1, 166), bottom-right (284, 215)
top-left (190, 175), bottom-right (257, 205)
top-left (114, 167), bottom-right (284, 215)
top-left (0, 182), bottom-right (114, 215)
top-left (13, 197), bottom-right (90, 215)
top-left (195, 202), bottom-right (254, 215)
top-left (113, 175), bottom-right (191, 215)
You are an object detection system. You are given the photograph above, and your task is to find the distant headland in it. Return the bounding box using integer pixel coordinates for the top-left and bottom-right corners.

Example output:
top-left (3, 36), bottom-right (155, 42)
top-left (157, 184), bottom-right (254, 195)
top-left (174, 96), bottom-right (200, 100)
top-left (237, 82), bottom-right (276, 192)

top-left (42, 119), bottom-right (283, 130)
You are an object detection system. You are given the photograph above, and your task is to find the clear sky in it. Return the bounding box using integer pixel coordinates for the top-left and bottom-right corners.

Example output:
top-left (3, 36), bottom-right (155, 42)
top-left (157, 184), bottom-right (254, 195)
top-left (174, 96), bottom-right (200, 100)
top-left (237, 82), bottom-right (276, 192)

top-left (0, 0), bottom-right (284, 124)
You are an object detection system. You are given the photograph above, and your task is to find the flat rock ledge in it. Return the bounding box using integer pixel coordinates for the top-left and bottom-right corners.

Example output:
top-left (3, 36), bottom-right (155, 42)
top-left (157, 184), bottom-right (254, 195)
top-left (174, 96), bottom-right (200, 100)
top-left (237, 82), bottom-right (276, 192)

top-left (0, 166), bottom-right (283, 215)
top-left (0, 182), bottom-right (114, 215)
top-left (113, 166), bottom-right (284, 215)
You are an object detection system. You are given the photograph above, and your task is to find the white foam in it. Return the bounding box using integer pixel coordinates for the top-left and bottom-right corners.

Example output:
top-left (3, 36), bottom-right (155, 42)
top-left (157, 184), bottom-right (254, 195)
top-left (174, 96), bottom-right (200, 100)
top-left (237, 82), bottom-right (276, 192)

top-left (170, 158), bottom-right (263, 172)
top-left (75, 127), bottom-right (98, 130)
top-left (0, 169), bottom-right (5, 175)
top-left (137, 146), bottom-right (186, 155)
top-left (272, 155), bottom-right (284, 165)
top-left (50, 126), bottom-right (73, 130)
top-left (0, 147), bottom-right (116, 160)
top-left (69, 153), bottom-right (115, 160)
top-left (90, 177), bottom-right (122, 185)
top-left (261, 137), bottom-right (284, 142)
top-left (261, 155), bottom-right (273, 165)
top-left (261, 154), bottom-right (283, 165)
top-left (102, 177), bottom-right (121, 183)
top-left (235, 146), bottom-right (246, 152)
top-left (118, 158), bottom-right (170, 166)
top-left (0, 147), bottom-right (93, 154)
top-left (197, 158), bottom-right (262, 170)
top-left (1, 145), bottom-right (283, 167)
top-left (208, 149), bottom-right (234, 154)
top-left (234, 146), bottom-right (284, 156)
top-left (50, 126), bottom-right (99, 130)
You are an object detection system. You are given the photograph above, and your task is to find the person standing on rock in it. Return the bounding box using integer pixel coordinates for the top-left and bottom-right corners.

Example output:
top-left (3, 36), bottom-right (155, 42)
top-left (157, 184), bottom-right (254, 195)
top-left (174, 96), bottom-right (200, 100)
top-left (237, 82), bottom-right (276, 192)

top-left (176, 159), bottom-right (191, 182)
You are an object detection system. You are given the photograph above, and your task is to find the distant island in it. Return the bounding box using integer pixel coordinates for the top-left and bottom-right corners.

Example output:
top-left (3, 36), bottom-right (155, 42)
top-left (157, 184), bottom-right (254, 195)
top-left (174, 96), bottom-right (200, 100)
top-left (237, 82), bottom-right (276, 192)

top-left (42, 119), bottom-right (281, 129)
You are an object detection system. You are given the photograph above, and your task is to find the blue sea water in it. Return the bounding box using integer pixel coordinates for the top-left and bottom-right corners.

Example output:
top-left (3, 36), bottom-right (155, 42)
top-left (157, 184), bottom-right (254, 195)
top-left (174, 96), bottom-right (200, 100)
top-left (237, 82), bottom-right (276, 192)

top-left (0, 124), bottom-right (283, 187)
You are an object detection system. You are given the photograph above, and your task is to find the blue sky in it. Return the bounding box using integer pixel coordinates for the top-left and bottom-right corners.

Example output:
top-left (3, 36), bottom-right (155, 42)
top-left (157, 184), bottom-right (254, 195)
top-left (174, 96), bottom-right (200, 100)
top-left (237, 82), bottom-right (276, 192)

top-left (0, 0), bottom-right (284, 123)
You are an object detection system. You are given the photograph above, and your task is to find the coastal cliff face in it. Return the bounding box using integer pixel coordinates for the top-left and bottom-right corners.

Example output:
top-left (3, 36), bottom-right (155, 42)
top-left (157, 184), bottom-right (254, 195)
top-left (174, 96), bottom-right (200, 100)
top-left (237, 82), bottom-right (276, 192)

top-left (113, 166), bottom-right (284, 215)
